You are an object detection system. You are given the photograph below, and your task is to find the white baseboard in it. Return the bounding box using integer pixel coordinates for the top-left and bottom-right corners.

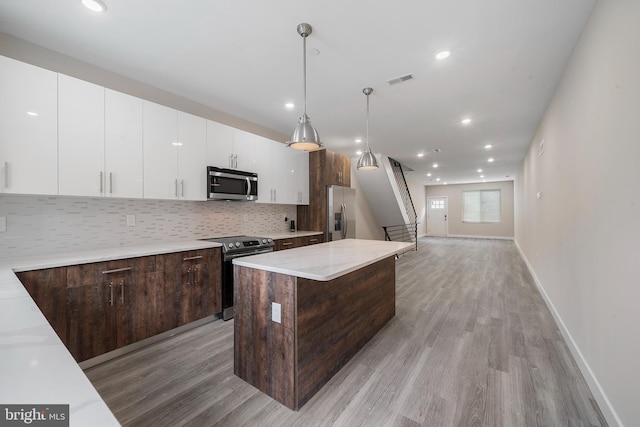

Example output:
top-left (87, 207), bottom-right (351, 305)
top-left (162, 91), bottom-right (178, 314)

top-left (441, 234), bottom-right (514, 240)
top-left (513, 239), bottom-right (622, 427)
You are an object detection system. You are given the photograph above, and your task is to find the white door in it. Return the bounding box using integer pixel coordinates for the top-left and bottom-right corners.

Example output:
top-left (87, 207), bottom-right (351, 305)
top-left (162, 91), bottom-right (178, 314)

top-left (427, 197), bottom-right (448, 236)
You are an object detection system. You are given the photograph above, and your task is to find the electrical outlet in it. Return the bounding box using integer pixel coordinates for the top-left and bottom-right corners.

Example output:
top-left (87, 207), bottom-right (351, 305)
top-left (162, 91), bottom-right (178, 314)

top-left (126, 214), bottom-right (136, 227)
top-left (0, 217), bottom-right (6, 232)
top-left (272, 302), bottom-right (281, 324)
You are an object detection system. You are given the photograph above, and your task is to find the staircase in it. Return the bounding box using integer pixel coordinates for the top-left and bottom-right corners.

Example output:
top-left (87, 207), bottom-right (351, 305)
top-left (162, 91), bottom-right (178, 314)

top-left (353, 155), bottom-right (418, 251)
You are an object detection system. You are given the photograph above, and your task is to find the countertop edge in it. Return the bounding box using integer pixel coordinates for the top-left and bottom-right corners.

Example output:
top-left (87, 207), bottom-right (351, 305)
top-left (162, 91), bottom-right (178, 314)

top-left (232, 239), bottom-right (413, 281)
top-left (0, 240), bottom-right (224, 427)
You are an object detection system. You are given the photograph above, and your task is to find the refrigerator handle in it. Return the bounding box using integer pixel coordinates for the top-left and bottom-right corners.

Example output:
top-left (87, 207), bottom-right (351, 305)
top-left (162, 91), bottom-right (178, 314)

top-left (342, 203), bottom-right (347, 239)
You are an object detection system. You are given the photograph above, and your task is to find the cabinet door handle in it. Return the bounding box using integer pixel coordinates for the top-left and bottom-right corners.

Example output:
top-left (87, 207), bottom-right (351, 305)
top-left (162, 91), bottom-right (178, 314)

top-left (187, 267), bottom-right (192, 286)
top-left (193, 267), bottom-right (198, 286)
top-left (282, 242), bottom-right (293, 246)
top-left (309, 238), bottom-right (318, 242)
top-left (181, 179), bottom-right (185, 197)
top-left (120, 279), bottom-right (125, 303)
top-left (101, 267), bottom-right (132, 275)
top-left (3, 162), bottom-right (8, 189)
top-left (183, 255), bottom-right (203, 261)
top-left (99, 171), bottom-right (104, 194)
top-left (234, 155), bottom-right (238, 169)
top-left (109, 172), bottom-right (113, 194)
top-left (229, 155), bottom-right (233, 169)
top-left (109, 281), bottom-right (114, 306)
top-left (274, 189), bottom-right (277, 202)
top-left (175, 179), bottom-right (179, 197)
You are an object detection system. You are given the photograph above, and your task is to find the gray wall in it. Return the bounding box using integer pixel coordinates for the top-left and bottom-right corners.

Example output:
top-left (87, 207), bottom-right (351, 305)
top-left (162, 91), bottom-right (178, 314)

top-left (515, 1), bottom-right (640, 425)
top-left (426, 180), bottom-right (514, 238)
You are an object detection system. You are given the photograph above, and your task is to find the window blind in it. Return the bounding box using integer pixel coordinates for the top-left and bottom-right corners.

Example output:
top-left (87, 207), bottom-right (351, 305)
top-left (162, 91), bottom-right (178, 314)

top-left (462, 190), bottom-right (501, 223)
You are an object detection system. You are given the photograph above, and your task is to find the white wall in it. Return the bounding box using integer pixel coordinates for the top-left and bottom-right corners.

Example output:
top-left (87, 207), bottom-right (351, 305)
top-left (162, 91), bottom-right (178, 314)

top-left (351, 163), bottom-right (385, 241)
top-left (404, 172), bottom-right (427, 237)
top-left (515, 1), bottom-right (640, 425)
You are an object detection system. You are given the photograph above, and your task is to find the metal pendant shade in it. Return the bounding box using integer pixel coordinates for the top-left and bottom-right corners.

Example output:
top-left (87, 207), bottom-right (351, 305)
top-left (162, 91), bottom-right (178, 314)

top-left (357, 87), bottom-right (379, 170)
top-left (288, 23), bottom-right (322, 151)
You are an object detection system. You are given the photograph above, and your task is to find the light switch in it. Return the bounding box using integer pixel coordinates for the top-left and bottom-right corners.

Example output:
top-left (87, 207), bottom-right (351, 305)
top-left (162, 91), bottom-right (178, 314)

top-left (272, 302), bottom-right (281, 324)
top-left (126, 214), bottom-right (136, 227)
top-left (0, 217), bottom-right (6, 232)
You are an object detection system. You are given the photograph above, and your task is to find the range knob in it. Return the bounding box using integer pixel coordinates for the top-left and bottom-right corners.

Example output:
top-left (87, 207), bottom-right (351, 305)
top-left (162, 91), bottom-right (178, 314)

top-left (262, 239), bottom-right (267, 244)
top-left (235, 242), bottom-right (241, 248)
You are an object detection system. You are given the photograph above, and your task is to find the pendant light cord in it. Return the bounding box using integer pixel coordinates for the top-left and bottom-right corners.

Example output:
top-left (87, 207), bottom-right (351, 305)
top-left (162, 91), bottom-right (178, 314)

top-left (302, 34), bottom-right (307, 117)
top-left (366, 92), bottom-right (370, 151)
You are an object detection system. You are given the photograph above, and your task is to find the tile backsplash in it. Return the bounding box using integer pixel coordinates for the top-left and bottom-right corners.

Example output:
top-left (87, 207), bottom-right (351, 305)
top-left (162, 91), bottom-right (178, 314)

top-left (0, 194), bottom-right (296, 260)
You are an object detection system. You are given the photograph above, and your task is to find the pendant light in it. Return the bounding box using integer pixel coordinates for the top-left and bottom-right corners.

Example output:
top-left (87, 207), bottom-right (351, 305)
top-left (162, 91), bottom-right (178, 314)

top-left (357, 87), bottom-right (379, 170)
top-left (288, 23), bottom-right (322, 151)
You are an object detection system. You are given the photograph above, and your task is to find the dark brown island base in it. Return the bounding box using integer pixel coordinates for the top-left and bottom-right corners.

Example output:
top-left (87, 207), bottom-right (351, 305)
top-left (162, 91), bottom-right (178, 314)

top-left (232, 239), bottom-right (413, 410)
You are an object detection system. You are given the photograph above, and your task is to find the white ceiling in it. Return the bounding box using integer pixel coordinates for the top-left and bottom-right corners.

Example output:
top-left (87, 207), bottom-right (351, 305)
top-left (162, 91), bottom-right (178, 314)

top-left (0, 0), bottom-right (595, 185)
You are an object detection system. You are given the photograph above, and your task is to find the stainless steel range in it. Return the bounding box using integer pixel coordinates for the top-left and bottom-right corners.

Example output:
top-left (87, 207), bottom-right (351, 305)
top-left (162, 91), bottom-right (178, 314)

top-left (201, 235), bottom-right (274, 320)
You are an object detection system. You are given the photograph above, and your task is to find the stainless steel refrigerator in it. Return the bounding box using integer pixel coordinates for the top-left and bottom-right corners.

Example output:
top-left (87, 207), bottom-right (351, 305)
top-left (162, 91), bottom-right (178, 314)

top-left (327, 185), bottom-right (356, 241)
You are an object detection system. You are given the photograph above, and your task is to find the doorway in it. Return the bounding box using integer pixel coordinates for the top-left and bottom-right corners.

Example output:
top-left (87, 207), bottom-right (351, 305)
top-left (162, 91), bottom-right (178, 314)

top-left (427, 196), bottom-right (448, 236)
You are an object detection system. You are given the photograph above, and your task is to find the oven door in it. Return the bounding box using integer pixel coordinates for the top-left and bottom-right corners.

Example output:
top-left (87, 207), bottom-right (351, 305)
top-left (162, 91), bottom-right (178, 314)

top-left (221, 247), bottom-right (273, 320)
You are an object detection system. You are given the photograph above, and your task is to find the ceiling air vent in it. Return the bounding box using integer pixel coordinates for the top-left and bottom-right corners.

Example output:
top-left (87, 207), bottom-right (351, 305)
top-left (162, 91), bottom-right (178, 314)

top-left (387, 73), bottom-right (414, 85)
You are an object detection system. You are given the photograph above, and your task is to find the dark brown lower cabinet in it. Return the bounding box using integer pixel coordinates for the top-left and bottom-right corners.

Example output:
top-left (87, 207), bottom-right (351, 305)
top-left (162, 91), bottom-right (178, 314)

top-left (273, 234), bottom-right (324, 251)
top-left (16, 247), bottom-right (221, 363)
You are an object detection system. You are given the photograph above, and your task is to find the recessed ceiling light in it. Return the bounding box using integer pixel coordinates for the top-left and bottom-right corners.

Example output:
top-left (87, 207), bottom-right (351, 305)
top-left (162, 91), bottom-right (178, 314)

top-left (82, 0), bottom-right (107, 12)
top-left (427, 173), bottom-right (432, 177)
top-left (480, 175), bottom-right (484, 178)
top-left (417, 153), bottom-right (424, 158)
top-left (172, 142), bottom-right (183, 146)
top-left (26, 111), bottom-right (38, 116)
top-left (484, 144), bottom-right (493, 149)
top-left (356, 150), bottom-right (363, 156)
top-left (436, 178), bottom-right (441, 182)
top-left (477, 169), bottom-right (482, 173)
top-left (488, 158), bottom-right (494, 162)
top-left (355, 138), bottom-right (362, 143)
top-left (285, 102), bottom-right (295, 109)
top-left (435, 50), bottom-right (450, 60)
top-left (461, 118), bottom-right (472, 125)
top-left (433, 163), bottom-right (439, 168)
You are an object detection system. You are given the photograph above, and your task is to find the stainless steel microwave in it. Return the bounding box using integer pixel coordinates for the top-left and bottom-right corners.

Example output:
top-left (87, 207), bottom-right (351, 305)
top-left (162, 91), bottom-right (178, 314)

top-left (207, 166), bottom-right (258, 201)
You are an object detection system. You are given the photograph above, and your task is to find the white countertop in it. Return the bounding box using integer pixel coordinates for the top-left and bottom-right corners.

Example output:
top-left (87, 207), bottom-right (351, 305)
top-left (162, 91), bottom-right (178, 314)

top-left (0, 240), bottom-right (221, 427)
top-left (233, 238), bottom-right (413, 281)
top-left (263, 231), bottom-right (323, 240)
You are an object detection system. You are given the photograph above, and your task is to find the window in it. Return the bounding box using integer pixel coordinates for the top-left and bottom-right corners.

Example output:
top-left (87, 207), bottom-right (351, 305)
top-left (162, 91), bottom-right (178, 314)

top-left (430, 200), bottom-right (444, 209)
top-left (462, 190), bottom-right (501, 223)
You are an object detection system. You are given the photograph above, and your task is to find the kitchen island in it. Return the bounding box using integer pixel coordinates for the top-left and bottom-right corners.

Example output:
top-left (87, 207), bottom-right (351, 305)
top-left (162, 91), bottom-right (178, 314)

top-left (232, 238), bottom-right (413, 410)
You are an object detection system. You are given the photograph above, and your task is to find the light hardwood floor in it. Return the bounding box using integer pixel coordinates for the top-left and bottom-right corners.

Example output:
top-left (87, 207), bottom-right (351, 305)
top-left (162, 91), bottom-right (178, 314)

top-left (85, 237), bottom-right (607, 427)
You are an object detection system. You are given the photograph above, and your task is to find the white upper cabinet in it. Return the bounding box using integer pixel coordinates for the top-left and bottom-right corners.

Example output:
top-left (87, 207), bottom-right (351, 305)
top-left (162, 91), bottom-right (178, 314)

top-left (58, 74), bottom-right (105, 197)
top-left (232, 129), bottom-right (256, 172)
top-left (0, 56), bottom-right (58, 195)
top-left (255, 137), bottom-right (309, 205)
top-left (143, 101), bottom-right (206, 200)
top-left (254, 136), bottom-right (274, 204)
top-left (105, 89), bottom-right (143, 198)
top-left (206, 120), bottom-right (256, 171)
top-left (143, 101), bottom-right (179, 200)
top-left (177, 111), bottom-right (207, 201)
